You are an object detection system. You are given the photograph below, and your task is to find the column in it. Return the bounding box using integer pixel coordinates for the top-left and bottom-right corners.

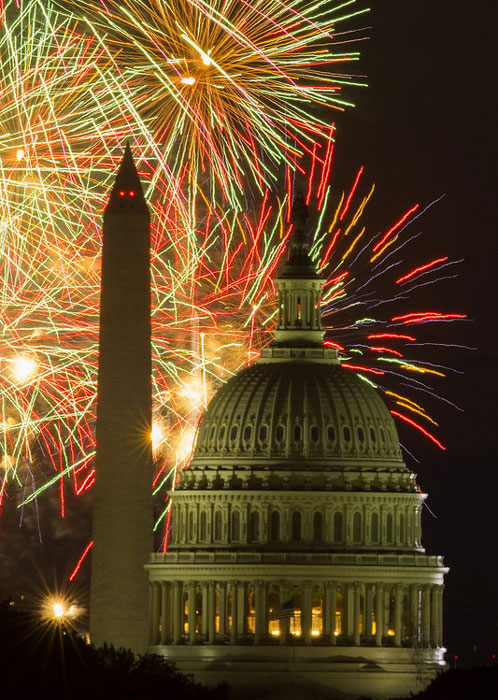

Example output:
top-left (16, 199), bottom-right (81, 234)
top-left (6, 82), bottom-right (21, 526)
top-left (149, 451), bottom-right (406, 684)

top-left (230, 581), bottom-right (239, 644)
top-left (365, 584), bottom-right (374, 641)
top-left (160, 582), bottom-right (170, 644)
top-left (430, 585), bottom-right (438, 648)
top-left (394, 584), bottom-right (403, 647)
top-left (201, 582), bottom-right (208, 638)
top-left (324, 583), bottom-right (332, 637)
top-left (236, 582), bottom-right (246, 639)
top-left (188, 582), bottom-right (197, 645)
top-left (302, 581), bottom-right (313, 645)
top-left (219, 582), bottom-right (227, 641)
top-left (421, 585), bottom-right (431, 647)
top-left (410, 584), bottom-right (420, 645)
top-left (255, 580), bottom-right (266, 644)
top-left (279, 581), bottom-right (290, 645)
top-left (151, 582), bottom-right (161, 645)
top-left (330, 582), bottom-right (338, 644)
top-left (172, 581), bottom-right (182, 644)
top-left (353, 582), bottom-right (361, 646)
top-left (208, 581), bottom-right (216, 643)
top-left (375, 583), bottom-right (384, 646)
top-left (437, 585), bottom-right (444, 648)
top-left (346, 583), bottom-right (354, 638)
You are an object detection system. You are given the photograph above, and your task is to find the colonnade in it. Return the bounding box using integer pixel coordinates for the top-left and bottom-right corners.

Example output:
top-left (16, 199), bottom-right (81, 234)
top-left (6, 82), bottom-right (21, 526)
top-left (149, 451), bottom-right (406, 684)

top-left (149, 579), bottom-right (443, 649)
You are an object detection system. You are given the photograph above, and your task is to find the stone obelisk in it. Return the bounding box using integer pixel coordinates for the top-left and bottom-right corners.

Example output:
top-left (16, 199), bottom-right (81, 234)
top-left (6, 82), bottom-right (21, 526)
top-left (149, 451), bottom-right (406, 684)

top-left (89, 144), bottom-right (152, 653)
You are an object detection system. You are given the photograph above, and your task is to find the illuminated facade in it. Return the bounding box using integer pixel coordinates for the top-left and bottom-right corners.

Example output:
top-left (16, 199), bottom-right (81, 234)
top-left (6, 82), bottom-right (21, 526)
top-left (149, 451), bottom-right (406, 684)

top-left (147, 206), bottom-right (447, 698)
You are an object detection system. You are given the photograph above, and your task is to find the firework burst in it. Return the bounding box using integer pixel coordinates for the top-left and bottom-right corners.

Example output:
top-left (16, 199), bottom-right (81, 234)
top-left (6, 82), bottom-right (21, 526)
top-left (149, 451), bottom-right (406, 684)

top-left (78, 0), bottom-right (368, 205)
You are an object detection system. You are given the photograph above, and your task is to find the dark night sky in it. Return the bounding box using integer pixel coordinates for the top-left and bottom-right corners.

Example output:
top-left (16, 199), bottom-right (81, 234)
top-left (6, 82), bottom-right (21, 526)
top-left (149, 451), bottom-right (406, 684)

top-left (335, 0), bottom-right (497, 665)
top-left (1, 0), bottom-right (497, 668)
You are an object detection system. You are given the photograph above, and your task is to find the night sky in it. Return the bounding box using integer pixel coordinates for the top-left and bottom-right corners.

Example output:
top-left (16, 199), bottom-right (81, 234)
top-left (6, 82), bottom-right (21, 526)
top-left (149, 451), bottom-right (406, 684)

top-left (335, 0), bottom-right (497, 666)
top-left (1, 0), bottom-right (496, 668)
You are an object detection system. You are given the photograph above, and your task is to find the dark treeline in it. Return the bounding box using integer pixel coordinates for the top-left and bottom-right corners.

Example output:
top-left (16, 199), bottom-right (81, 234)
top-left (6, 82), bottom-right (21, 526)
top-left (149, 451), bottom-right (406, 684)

top-left (0, 600), bottom-right (229, 699)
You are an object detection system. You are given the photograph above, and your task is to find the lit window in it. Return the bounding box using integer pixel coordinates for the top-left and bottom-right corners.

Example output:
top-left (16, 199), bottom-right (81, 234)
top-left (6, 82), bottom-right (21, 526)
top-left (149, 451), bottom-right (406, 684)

top-left (312, 594), bottom-right (323, 636)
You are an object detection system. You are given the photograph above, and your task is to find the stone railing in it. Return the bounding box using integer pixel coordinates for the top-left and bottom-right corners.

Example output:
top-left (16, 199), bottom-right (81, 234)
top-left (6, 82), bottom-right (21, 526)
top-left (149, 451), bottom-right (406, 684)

top-left (149, 551), bottom-right (445, 568)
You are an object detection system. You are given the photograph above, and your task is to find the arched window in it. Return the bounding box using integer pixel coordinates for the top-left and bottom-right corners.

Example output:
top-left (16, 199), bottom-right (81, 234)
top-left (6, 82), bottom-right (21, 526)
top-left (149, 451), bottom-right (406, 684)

top-left (371, 512), bottom-right (379, 543)
top-left (380, 427), bottom-right (386, 443)
top-left (218, 425), bottom-right (226, 442)
top-left (369, 427), bottom-right (377, 443)
top-left (246, 587), bottom-right (256, 634)
top-left (259, 425), bottom-right (268, 442)
top-left (270, 510), bottom-right (280, 541)
top-left (335, 590), bottom-right (344, 635)
top-left (230, 425), bottom-right (238, 442)
top-left (386, 512), bottom-right (394, 543)
top-left (343, 426), bottom-right (351, 442)
top-left (231, 510), bottom-right (240, 541)
top-left (327, 425), bottom-right (336, 443)
top-left (268, 592), bottom-right (281, 636)
top-left (249, 510), bottom-right (260, 542)
top-left (195, 591), bottom-right (203, 634)
top-left (293, 425), bottom-right (302, 442)
top-left (291, 511), bottom-right (302, 541)
top-left (310, 425), bottom-right (319, 443)
top-left (313, 511), bottom-right (323, 542)
top-left (353, 512), bottom-right (362, 542)
top-left (290, 592), bottom-right (302, 637)
top-left (399, 513), bottom-right (405, 544)
top-left (214, 510), bottom-right (223, 541)
top-left (227, 592), bottom-right (233, 633)
top-left (188, 510), bottom-right (195, 541)
top-left (357, 427), bottom-right (365, 443)
top-left (183, 591), bottom-right (189, 634)
top-left (243, 425), bottom-right (252, 441)
top-left (276, 425), bottom-right (285, 442)
top-left (200, 510), bottom-right (207, 542)
top-left (333, 512), bottom-right (343, 543)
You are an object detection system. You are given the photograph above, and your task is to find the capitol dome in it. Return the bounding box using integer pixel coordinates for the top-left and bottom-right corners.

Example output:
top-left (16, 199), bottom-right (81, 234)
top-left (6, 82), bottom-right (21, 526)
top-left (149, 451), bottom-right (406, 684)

top-left (193, 361), bottom-right (403, 468)
top-left (148, 202), bottom-right (447, 700)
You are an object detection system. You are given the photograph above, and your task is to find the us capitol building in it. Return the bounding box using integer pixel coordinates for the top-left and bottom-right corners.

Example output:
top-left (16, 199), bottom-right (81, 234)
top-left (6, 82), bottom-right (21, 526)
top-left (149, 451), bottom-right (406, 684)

top-left (146, 205), bottom-right (447, 699)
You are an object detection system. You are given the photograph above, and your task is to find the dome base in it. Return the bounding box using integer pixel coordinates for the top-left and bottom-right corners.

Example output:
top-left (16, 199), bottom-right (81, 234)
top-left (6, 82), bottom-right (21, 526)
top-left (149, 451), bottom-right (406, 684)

top-left (151, 643), bottom-right (446, 699)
